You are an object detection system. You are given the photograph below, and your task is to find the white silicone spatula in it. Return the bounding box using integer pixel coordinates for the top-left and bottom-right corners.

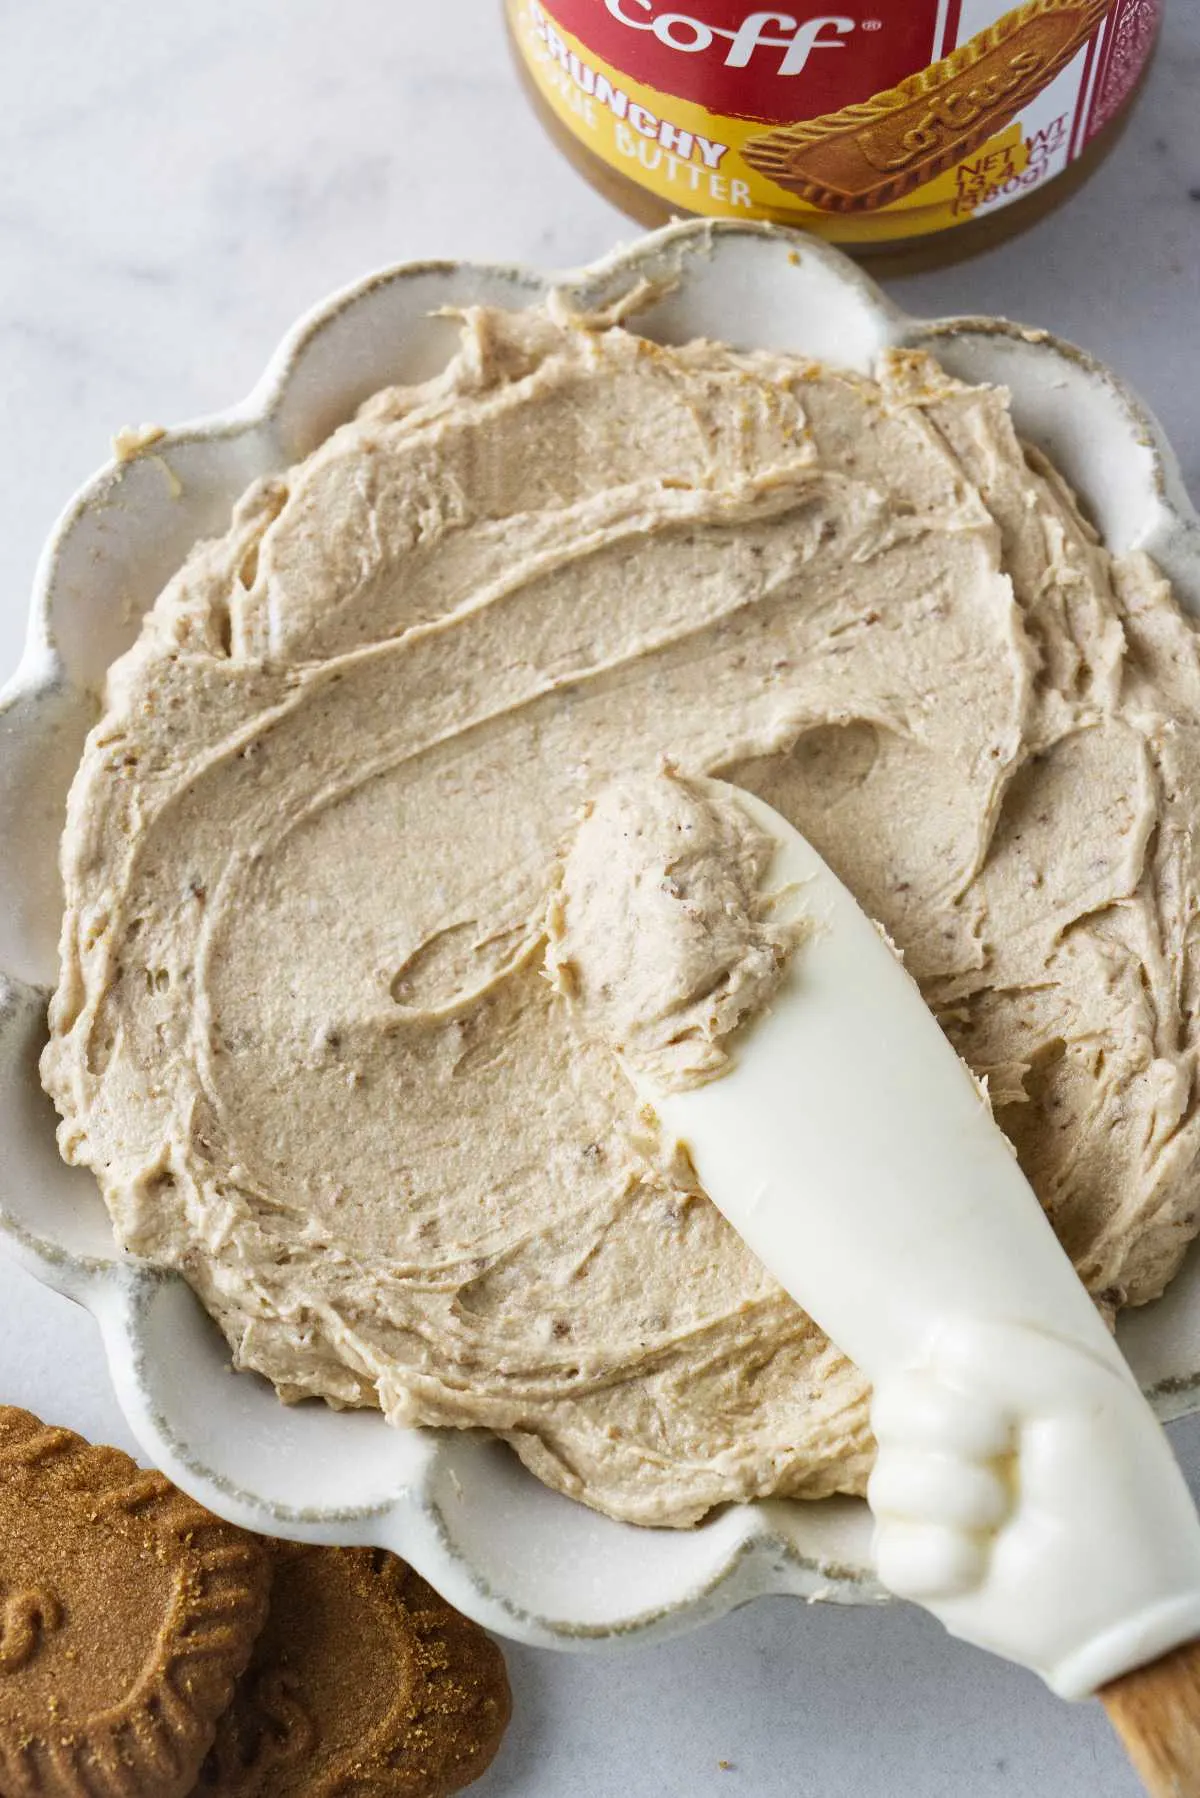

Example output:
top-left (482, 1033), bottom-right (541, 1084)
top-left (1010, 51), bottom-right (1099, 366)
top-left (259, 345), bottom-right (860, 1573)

top-left (600, 777), bottom-right (1200, 1796)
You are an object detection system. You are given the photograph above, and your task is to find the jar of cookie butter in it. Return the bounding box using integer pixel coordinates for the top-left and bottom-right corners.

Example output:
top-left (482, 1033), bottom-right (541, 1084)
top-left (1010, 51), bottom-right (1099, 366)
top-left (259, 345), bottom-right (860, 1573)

top-left (506, 0), bottom-right (1160, 263)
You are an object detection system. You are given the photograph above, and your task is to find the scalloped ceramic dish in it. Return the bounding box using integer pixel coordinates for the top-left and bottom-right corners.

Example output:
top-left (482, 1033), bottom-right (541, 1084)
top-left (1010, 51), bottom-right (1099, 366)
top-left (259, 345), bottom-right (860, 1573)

top-left (4, 219), bottom-right (1200, 1651)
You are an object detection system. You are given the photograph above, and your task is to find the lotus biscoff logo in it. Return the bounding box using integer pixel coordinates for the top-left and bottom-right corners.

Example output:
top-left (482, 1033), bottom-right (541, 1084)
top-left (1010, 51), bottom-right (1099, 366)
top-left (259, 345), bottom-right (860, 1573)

top-left (601, 3), bottom-right (866, 75)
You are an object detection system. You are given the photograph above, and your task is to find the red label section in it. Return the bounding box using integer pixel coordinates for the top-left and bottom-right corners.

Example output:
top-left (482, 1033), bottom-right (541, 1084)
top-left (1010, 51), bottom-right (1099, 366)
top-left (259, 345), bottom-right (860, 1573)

top-left (541, 1), bottom-right (943, 122)
top-left (1085, 0), bottom-right (1160, 139)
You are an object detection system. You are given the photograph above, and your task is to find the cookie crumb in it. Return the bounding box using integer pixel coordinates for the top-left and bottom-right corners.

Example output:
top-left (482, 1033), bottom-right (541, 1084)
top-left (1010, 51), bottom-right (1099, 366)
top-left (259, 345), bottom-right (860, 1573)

top-left (112, 422), bottom-right (165, 461)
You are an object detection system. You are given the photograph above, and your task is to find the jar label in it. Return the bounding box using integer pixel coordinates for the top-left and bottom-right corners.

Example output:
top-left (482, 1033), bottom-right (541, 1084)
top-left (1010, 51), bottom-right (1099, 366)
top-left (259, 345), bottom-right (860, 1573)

top-left (508, 0), bottom-right (1159, 242)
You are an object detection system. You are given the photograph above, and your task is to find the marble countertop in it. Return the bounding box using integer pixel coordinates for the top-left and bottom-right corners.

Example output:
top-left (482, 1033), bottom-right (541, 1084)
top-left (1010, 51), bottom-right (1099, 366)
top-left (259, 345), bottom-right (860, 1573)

top-left (1, 6), bottom-right (1197, 1794)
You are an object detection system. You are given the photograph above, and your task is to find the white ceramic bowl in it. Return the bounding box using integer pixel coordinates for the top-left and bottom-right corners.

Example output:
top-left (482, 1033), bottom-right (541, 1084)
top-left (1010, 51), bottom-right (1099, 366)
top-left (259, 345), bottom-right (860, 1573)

top-left (3, 218), bottom-right (1200, 1651)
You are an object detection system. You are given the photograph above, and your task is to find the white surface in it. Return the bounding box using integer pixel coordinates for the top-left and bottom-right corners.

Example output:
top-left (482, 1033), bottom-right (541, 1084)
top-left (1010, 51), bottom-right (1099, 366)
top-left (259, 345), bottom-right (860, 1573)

top-left (0, 4), bottom-right (1197, 1792)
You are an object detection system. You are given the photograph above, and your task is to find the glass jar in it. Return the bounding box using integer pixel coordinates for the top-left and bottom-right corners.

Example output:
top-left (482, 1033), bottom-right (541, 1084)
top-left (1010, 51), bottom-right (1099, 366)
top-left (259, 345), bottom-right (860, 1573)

top-left (506, 0), bottom-right (1161, 262)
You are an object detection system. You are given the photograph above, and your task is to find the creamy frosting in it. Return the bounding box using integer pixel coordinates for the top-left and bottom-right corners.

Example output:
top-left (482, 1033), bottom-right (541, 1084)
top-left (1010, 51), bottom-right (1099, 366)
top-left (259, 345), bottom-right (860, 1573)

top-left (41, 302), bottom-right (1200, 1527)
top-left (547, 770), bottom-right (802, 1091)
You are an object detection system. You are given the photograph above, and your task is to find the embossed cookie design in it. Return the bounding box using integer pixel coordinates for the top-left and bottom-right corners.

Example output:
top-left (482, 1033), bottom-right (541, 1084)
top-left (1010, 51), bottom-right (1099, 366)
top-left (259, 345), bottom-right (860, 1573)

top-left (0, 1406), bottom-right (271, 1798)
top-left (192, 1544), bottom-right (512, 1797)
top-left (743, 0), bottom-right (1110, 211)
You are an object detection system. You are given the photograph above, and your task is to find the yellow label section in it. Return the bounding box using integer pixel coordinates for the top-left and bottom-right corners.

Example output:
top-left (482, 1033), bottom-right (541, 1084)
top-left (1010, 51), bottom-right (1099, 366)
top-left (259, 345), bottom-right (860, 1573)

top-left (508, 0), bottom-right (1035, 244)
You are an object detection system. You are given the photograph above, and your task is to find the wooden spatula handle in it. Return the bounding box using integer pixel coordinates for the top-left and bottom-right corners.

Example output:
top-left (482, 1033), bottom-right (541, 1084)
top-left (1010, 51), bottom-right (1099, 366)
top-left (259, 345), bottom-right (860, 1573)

top-left (1101, 1639), bottom-right (1200, 1796)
